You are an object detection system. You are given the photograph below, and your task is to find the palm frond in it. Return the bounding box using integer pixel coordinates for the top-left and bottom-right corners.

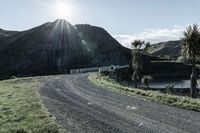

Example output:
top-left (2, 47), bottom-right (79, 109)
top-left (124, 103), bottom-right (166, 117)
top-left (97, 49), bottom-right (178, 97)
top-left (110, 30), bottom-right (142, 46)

top-left (180, 24), bottom-right (200, 62)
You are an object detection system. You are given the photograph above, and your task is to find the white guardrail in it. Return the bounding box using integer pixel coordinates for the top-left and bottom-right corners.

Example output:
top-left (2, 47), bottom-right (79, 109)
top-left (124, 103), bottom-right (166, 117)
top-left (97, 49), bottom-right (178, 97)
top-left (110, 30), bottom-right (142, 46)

top-left (70, 65), bottom-right (129, 74)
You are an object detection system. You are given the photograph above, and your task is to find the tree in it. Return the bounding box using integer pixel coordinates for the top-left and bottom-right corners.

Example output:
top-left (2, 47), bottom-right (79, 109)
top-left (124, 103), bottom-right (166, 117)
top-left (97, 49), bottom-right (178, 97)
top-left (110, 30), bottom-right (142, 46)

top-left (131, 40), bottom-right (145, 88)
top-left (144, 42), bottom-right (151, 51)
top-left (132, 71), bottom-right (139, 88)
top-left (180, 24), bottom-right (200, 97)
top-left (132, 40), bottom-right (145, 49)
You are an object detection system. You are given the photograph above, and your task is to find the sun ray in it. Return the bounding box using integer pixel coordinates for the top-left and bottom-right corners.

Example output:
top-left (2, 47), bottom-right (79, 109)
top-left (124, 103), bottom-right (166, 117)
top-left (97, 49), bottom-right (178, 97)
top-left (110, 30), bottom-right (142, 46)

top-left (54, 0), bottom-right (73, 20)
top-left (31, 0), bottom-right (74, 21)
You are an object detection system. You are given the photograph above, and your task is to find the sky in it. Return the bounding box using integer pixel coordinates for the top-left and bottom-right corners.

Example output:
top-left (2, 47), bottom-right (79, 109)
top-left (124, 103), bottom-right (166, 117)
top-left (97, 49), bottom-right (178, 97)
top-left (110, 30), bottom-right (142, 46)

top-left (0, 0), bottom-right (200, 47)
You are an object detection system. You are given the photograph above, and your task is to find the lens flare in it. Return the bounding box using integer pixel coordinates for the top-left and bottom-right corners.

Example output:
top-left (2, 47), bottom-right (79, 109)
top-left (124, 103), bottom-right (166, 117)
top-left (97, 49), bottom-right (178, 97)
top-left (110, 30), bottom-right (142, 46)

top-left (54, 0), bottom-right (73, 19)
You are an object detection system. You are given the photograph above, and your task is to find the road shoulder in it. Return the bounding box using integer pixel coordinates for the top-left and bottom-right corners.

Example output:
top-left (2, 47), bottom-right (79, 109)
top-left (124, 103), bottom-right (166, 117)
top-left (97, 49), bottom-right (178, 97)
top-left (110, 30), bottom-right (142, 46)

top-left (88, 74), bottom-right (200, 112)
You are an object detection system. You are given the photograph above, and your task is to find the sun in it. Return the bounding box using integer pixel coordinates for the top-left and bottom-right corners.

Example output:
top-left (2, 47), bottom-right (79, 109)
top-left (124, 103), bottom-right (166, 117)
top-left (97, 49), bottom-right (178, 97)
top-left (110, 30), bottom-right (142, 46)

top-left (54, 1), bottom-right (73, 19)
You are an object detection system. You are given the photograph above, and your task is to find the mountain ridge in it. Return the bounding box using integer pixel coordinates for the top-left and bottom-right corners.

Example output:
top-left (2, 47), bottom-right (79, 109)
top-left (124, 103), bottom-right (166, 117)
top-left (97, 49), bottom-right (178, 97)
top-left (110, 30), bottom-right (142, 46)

top-left (0, 20), bottom-right (130, 77)
top-left (0, 28), bottom-right (18, 37)
top-left (146, 40), bottom-right (181, 59)
top-left (0, 19), bottom-right (182, 77)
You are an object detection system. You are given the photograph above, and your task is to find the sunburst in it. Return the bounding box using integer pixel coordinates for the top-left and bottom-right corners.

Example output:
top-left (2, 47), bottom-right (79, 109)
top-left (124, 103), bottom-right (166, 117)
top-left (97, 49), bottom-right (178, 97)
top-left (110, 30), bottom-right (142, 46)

top-left (54, 0), bottom-right (73, 20)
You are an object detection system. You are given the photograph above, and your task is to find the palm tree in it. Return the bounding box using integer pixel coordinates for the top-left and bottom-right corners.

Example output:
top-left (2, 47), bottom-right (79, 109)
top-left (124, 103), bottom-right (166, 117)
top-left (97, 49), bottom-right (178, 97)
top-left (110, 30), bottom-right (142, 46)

top-left (181, 24), bottom-right (200, 97)
top-left (131, 40), bottom-right (145, 49)
top-left (132, 71), bottom-right (139, 88)
top-left (131, 40), bottom-right (145, 88)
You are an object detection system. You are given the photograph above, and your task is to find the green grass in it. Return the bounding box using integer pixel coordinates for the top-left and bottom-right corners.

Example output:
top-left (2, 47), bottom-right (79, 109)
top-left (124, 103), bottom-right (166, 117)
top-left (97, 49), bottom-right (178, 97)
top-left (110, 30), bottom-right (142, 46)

top-left (88, 74), bottom-right (200, 112)
top-left (0, 77), bottom-right (65, 133)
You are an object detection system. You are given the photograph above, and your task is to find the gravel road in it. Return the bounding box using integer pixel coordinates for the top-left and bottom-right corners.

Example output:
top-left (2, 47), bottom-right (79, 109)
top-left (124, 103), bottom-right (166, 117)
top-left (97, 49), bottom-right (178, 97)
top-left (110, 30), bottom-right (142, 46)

top-left (39, 74), bottom-right (200, 133)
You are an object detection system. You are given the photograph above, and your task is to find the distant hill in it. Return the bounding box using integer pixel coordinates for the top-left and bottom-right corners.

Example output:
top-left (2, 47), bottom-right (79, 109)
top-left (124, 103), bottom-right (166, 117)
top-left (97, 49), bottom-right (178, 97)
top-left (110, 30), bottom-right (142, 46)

top-left (0, 28), bottom-right (18, 37)
top-left (146, 40), bottom-right (181, 59)
top-left (0, 19), bottom-right (130, 77)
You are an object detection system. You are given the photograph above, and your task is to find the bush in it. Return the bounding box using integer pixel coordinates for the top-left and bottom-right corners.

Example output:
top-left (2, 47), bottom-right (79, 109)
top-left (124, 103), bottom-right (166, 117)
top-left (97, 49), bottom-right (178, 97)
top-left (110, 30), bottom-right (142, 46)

top-left (141, 75), bottom-right (153, 88)
top-left (165, 84), bottom-right (176, 94)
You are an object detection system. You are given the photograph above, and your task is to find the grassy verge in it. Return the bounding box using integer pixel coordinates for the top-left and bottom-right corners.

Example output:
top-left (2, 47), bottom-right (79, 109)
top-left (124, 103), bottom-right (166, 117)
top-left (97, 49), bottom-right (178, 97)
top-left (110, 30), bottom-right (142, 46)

top-left (0, 77), bottom-right (65, 133)
top-left (88, 74), bottom-right (200, 112)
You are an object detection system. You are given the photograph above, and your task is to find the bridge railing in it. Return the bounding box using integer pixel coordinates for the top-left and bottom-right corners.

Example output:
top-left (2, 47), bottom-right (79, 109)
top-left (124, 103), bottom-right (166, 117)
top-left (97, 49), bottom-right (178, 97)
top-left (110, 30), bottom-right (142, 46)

top-left (70, 65), bottom-right (129, 74)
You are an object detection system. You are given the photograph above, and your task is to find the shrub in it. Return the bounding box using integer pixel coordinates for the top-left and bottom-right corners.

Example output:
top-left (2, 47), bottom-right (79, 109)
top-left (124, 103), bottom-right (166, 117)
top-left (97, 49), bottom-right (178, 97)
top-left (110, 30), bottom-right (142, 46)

top-left (141, 75), bottom-right (153, 88)
top-left (165, 83), bottom-right (176, 94)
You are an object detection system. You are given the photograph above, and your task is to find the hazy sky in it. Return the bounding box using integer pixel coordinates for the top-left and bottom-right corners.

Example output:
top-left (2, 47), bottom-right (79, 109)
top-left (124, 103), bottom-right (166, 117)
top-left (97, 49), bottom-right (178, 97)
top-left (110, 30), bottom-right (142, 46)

top-left (1, 0), bottom-right (200, 47)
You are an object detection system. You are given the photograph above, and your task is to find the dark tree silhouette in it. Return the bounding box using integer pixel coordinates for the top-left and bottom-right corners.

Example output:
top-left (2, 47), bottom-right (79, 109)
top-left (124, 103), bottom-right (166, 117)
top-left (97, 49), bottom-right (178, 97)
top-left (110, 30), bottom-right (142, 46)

top-left (144, 42), bottom-right (151, 51)
top-left (131, 40), bottom-right (145, 88)
top-left (181, 24), bottom-right (200, 97)
top-left (131, 40), bottom-right (145, 49)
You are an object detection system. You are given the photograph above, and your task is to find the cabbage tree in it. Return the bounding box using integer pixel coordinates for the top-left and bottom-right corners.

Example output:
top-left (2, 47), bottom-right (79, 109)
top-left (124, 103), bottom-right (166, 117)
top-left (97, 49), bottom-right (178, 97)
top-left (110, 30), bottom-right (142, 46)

top-left (181, 24), bottom-right (200, 97)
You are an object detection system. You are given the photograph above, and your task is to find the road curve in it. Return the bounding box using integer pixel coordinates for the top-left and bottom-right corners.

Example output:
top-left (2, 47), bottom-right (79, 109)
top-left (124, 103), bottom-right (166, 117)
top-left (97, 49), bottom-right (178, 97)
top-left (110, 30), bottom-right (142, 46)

top-left (39, 74), bottom-right (200, 133)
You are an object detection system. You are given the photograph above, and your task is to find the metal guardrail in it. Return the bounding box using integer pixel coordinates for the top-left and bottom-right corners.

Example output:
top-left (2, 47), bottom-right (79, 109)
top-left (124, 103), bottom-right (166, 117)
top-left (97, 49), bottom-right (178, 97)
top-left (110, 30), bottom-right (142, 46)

top-left (70, 65), bottom-right (129, 74)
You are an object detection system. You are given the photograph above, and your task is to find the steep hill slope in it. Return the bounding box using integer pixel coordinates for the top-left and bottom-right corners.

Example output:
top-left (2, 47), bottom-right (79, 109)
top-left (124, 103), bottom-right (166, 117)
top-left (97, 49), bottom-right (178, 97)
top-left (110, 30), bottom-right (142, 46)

top-left (0, 28), bottom-right (18, 37)
top-left (0, 20), bottom-right (130, 77)
top-left (146, 40), bottom-right (181, 59)
top-left (75, 24), bottom-right (131, 65)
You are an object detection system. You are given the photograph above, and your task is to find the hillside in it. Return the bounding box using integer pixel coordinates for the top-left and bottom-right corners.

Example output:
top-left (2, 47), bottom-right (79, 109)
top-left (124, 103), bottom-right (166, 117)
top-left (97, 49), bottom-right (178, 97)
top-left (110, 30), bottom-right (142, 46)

top-left (75, 24), bottom-right (131, 65)
top-left (146, 40), bottom-right (181, 59)
top-left (0, 19), bottom-right (130, 77)
top-left (0, 28), bottom-right (18, 37)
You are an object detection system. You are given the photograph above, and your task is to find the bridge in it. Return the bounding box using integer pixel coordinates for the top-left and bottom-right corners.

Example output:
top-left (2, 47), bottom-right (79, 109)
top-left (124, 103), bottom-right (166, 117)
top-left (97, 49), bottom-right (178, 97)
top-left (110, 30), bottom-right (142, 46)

top-left (70, 65), bottom-right (130, 74)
